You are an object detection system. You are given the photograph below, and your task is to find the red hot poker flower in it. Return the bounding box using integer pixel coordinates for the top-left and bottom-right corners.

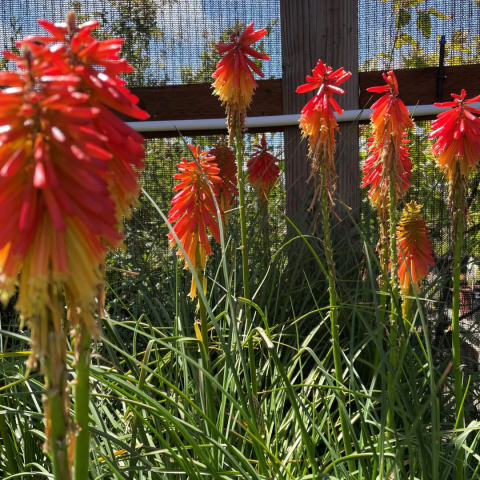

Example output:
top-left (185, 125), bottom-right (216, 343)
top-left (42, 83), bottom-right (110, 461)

top-left (168, 145), bottom-right (222, 298)
top-left (212, 23), bottom-right (269, 142)
top-left (367, 70), bottom-right (413, 144)
top-left (363, 71), bottom-right (413, 215)
top-left (27, 14), bottom-right (148, 223)
top-left (0, 13), bottom-right (148, 364)
top-left (0, 13), bottom-right (148, 464)
top-left (208, 138), bottom-right (238, 225)
top-left (362, 133), bottom-right (412, 212)
top-left (396, 201), bottom-right (434, 295)
top-left (0, 31), bottom-right (146, 365)
top-left (429, 89), bottom-right (480, 183)
top-left (247, 134), bottom-right (280, 202)
top-left (296, 60), bottom-right (351, 208)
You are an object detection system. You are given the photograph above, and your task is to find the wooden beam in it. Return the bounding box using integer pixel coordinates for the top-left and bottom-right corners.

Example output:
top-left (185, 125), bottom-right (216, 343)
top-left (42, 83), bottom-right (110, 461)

top-left (127, 65), bottom-right (480, 127)
top-left (359, 64), bottom-right (480, 108)
top-left (129, 79), bottom-right (282, 122)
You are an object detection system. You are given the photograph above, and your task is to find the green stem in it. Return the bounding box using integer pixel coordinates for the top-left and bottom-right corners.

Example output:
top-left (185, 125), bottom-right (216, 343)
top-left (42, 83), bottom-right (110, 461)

top-left (379, 217), bottom-right (391, 326)
top-left (73, 326), bottom-right (91, 480)
top-left (196, 265), bottom-right (217, 437)
top-left (374, 233), bottom-right (390, 376)
top-left (320, 184), bottom-right (355, 473)
top-left (234, 123), bottom-right (256, 397)
top-left (197, 264), bottom-right (210, 357)
top-left (452, 206), bottom-right (464, 480)
top-left (260, 199), bottom-right (270, 271)
top-left (44, 322), bottom-right (70, 480)
top-left (387, 174), bottom-right (399, 443)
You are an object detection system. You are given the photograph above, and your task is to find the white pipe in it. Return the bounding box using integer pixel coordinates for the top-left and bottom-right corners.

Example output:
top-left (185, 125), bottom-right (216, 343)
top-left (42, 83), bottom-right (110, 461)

top-left (127, 102), bottom-right (480, 133)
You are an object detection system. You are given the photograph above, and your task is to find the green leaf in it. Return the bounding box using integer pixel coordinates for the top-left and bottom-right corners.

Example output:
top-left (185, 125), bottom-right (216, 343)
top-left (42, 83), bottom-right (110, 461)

top-left (395, 32), bottom-right (416, 48)
top-left (451, 29), bottom-right (468, 47)
top-left (475, 0), bottom-right (480, 7)
top-left (396, 9), bottom-right (411, 28)
top-left (417, 11), bottom-right (432, 39)
top-left (427, 7), bottom-right (453, 20)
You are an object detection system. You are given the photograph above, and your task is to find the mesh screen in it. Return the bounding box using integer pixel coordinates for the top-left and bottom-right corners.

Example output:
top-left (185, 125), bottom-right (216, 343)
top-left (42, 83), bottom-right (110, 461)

top-left (359, 0), bottom-right (480, 71)
top-left (0, 0), bottom-right (281, 85)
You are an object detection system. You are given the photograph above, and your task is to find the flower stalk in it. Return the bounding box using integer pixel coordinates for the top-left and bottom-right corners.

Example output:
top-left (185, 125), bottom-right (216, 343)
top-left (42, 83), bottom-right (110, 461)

top-left (362, 73), bottom-right (413, 450)
top-left (319, 165), bottom-right (355, 471)
top-left (212, 23), bottom-right (269, 398)
top-left (297, 59), bottom-right (354, 472)
top-left (73, 325), bottom-right (92, 480)
top-left (429, 90), bottom-right (480, 480)
top-left (451, 170), bottom-right (467, 480)
top-left (44, 305), bottom-right (70, 480)
top-left (234, 123), bottom-right (256, 396)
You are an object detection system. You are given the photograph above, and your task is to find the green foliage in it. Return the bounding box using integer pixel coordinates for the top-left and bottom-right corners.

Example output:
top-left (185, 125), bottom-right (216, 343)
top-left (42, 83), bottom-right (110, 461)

top-left (427, 7), bottom-right (453, 21)
top-left (396, 8), bottom-right (411, 29)
top-left (72, 0), bottom-right (171, 86)
top-left (394, 32), bottom-right (415, 48)
top-left (362, 0), bottom-right (455, 70)
top-left (417, 10), bottom-right (432, 39)
top-left (2, 199), bottom-right (480, 478)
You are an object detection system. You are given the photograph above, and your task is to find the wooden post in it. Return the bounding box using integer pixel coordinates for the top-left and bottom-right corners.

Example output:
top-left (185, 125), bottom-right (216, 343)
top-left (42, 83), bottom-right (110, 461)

top-left (280, 0), bottom-right (359, 227)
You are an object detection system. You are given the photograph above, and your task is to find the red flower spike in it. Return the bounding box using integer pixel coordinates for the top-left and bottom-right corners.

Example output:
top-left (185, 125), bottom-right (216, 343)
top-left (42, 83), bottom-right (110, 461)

top-left (212, 23), bottom-right (269, 143)
top-left (0, 13), bottom-right (147, 368)
top-left (208, 138), bottom-right (238, 225)
top-left (0, 57), bottom-right (119, 359)
top-left (362, 71), bottom-right (413, 212)
top-left (297, 60), bottom-right (351, 209)
top-left (247, 134), bottom-right (280, 202)
top-left (367, 70), bottom-right (413, 146)
top-left (168, 145), bottom-right (223, 298)
top-left (396, 201), bottom-right (434, 295)
top-left (26, 14), bottom-right (149, 222)
top-left (430, 89), bottom-right (480, 182)
top-left (362, 133), bottom-right (412, 211)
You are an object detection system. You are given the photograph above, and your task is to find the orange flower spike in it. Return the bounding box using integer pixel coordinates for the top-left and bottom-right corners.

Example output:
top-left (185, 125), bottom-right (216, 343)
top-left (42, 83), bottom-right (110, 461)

top-left (208, 139), bottom-right (238, 225)
top-left (168, 145), bottom-right (222, 298)
top-left (212, 23), bottom-right (269, 141)
top-left (362, 133), bottom-right (412, 210)
top-left (247, 134), bottom-right (280, 201)
top-left (367, 70), bottom-right (413, 143)
top-left (296, 60), bottom-right (351, 208)
top-left (28, 14), bottom-right (148, 222)
top-left (0, 45), bottom-right (125, 361)
top-left (396, 201), bottom-right (434, 295)
top-left (429, 89), bottom-right (480, 182)
top-left (296, 60), bottom-right (351, 161)
top-left (363, 71), bottom-right (413, 213)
